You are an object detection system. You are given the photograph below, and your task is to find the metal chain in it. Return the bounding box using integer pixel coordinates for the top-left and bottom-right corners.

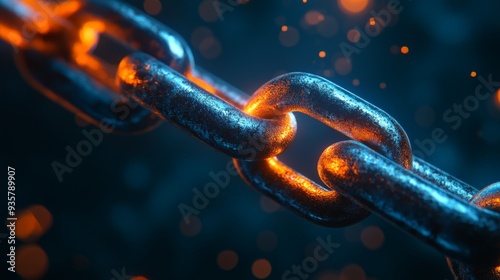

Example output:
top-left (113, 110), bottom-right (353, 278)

top-left (1, 0), bottom-right (499, 279)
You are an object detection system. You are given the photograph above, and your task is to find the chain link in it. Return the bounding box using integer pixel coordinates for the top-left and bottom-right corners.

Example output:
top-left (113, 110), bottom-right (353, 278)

top-left (1, 0), bottom-right (499, 279)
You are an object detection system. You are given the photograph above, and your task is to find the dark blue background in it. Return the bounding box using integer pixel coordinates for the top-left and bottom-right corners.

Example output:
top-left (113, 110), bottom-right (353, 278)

top-left (1, 0), bottom-right (500, 279)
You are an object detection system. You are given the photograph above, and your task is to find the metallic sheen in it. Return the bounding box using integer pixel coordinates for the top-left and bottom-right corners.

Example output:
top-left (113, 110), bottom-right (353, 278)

top-left (447, 182), bottom-right (500, 279)
top-left (318, 141), bottom-right (500, 265)
top-left (1, 1), bottom-right (498, 278)
top-left (235, 73), bottom-right (412, 227)
top-left (118, 52), bottom-right (296, 159)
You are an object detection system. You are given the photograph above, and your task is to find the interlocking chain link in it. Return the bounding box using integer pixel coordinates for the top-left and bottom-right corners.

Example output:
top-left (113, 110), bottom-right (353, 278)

top-left (1, 1), bottom-right (499, 279)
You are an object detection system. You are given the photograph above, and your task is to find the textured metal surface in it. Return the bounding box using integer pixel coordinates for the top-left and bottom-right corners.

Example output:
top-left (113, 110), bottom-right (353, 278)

top-left (234, 73), bottom-right (411, 226)
top-left (447, 183), bottom-right (500, 279)
top-left (73, 0), bottom-right (194, 74)
top-left (318, 141), bottom-right (500, 265)
top-left (234, 157), bottom-right (371, 227)
top-left (15, 49), bottom-right (160, 132)
top-left (243, 73), bottom-right (413, 167)
top-left (3, 0), bottom-right (200, 132)
top-left (1, 1), bottom-right (499, 279)
top-left (118, 52), bottom-right (296, 159)
top-left (413, 157), bottom-right (477, 201)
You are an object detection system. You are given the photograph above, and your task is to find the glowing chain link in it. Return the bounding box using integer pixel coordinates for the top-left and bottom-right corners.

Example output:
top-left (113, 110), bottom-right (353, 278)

top-left (0, 0), bottom-right (499, 279)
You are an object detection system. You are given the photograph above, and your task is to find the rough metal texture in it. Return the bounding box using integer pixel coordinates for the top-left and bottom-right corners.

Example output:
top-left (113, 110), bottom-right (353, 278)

top-left (118, 52), bottom-right (296, 159)
top-left (318, 141), bottom-right (500, 267)
top-left (447, 183), bottom-right (500, 279)
top-left (1, 0), bottom-right (499, 278)
top-left (1, 0), bottom-right (195, 132)
top-left (234, 72), bottom-right (411, 226)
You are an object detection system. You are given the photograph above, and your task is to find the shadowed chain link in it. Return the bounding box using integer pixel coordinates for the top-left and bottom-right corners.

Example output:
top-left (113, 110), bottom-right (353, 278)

top-left (1, 0), bottom-right (499, 279)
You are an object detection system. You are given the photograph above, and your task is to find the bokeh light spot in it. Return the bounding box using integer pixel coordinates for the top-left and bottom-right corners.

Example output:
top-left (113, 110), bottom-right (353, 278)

top-left (199, 37), bottom-right (222, 59)
top-left (379, 82), bottom-right (387, 89)
top-left (17, 245), bottom-right (48, 280)
top-left (353, 79), bottom-right (360, 86)
top-left (318, 271), bottom-right (339, 280)
top-left (340, 264), bottom-right (366, 280)
top-left (199, 0), bottom-right (220, 22)
top-left (390, 45), bottom-right (400, 54)
top-left (347, 29), bottom-right (361, 43)
top-left (400, 46), bottom-right (409, 54)
top-left (319, 51), bottom-right (326, 58)
top-left (16, 205), bottom-right (53, 241)
top-left (338, 0), bottom-right (370, 14)
top-left (260, 195), bottom-right (281, 213)
top-left (217, 250), bottom-right (239, 271)
top-left (470, 71), bottom-right (477, 78)
top-left (252, 259), bottom-right (272, 279)
top-left (179, 216), bottom-right (202, 237)
top-left (304, 10), bottom-right (324, 25)
top-left (143, 0), bottom-right (162, 16)
top-left (323, 69), bottom-right (334, 77)
top-left (279, 26), bottom-right (300, 47)
top-left (360, 226), bottom-right (385, 250)
top-left (334, 58), bottom-right (352, 76)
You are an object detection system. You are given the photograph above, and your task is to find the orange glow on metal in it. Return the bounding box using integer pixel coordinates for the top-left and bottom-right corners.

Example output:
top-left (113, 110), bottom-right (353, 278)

top-left (186, 72), bottom-right (217, 94)
top-left (79, 21), bottom-right (105, 52)
top-left (54, 0), bottom-right (82, 16)
top-left (118, 63), bottom-right (140, 86)
top-left (18, 0), bottom-right (82, 34)
top-left (327, 157), bottom-right (352, 177)
top-left (72, 21), bottom-right (108, 79)
top-left (0, 25), bottom-right (23, 47)
top-left (263, 157), bottom-right (343, 200)
top-left (338, 0), bottom-right (370, 14)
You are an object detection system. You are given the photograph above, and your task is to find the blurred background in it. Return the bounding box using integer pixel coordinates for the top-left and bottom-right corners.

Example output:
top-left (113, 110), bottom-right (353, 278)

top-left (1, 0), bottom-right (500, 279)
